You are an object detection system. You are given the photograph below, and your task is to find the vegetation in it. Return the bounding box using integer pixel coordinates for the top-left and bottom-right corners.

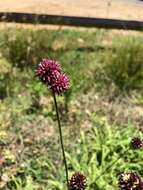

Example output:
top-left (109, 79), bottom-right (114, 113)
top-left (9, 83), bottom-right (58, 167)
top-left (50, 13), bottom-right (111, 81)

top-left (0, 26), bottom-right (143, 190)
top-left (102, 36), bottom-right (143, 90)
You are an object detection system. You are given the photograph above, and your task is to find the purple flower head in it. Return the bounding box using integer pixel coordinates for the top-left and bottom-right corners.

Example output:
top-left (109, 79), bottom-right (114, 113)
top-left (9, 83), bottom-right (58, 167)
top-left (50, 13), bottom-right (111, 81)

top-left (36, 59), bottom-right (61, 83)
top-left (69, 172), bottom-right (87, 190)
top-left (119, 172), bottom-right (143, 190)
top-left (49, 71), bottom-right (70, 95)
top-left (130, 137), bottom-right (143, 149)
top-left (36, 58), bottom-right (70, 94)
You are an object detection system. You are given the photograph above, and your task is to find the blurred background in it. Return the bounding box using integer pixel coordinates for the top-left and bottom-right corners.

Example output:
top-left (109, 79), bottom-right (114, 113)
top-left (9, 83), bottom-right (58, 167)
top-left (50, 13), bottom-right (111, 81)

top-left (0, 1), bottom-right (143, 190)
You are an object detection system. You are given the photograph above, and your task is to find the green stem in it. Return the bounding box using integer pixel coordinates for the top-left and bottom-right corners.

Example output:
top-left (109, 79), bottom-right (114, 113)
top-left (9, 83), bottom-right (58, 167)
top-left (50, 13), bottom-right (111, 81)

top-left (53, 92), bottom-right (69, 189)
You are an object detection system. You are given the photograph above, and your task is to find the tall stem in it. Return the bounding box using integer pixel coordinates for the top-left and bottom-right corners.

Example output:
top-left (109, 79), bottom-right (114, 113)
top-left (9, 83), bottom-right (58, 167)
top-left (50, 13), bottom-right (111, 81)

top-left (53, 92), bottom-right (69, 189)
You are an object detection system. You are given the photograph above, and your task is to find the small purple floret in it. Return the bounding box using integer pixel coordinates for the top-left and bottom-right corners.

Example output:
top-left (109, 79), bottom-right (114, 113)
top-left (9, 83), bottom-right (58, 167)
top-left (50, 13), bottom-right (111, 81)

top-left (69, 172), bottom-right (87, 190)
top-left (130, 137), bottom-right (143, 149)
top-left (119, 172), bottom-right (143, 190)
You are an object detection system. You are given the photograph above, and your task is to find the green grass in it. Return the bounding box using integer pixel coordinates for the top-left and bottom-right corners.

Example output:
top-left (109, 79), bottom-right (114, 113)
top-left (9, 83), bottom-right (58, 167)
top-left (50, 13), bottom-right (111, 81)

top-left (2, 117), bottom-right (143, 190)
top-left (101, 36), bottom-right (143, 90)
top-left (0, 27), bottom-right (143, 189)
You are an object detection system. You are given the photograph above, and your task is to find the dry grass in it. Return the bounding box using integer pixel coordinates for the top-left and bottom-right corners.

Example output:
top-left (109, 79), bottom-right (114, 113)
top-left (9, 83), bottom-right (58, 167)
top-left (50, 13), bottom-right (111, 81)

top-left (0, 0), bottom-right (143, 20)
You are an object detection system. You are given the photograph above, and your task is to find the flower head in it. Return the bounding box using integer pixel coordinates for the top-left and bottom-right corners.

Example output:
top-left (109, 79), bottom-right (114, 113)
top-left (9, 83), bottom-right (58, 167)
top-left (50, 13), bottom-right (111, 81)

top-left (36, 58), bottom-right (70, 94)
top-left (119, 172), bottom-right (143, 190)
top-left (69, 172), bottom-right (87, 190)
top-left (49, 71), bottom-right (70, 95)
top-left (130, 137), bottom-right (143, 149)
top-left (36, 59), bottom-right (61, 83)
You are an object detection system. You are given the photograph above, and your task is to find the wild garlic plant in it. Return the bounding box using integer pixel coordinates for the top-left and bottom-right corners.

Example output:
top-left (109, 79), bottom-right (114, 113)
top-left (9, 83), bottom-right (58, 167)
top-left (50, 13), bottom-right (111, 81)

top-left (36, 59), bottom-right (87, 190)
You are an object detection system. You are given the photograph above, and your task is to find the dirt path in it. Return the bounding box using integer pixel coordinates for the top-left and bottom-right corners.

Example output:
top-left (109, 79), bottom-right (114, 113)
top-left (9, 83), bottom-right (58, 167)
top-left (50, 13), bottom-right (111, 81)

top-left (0, 0), bottom-right (142, 21)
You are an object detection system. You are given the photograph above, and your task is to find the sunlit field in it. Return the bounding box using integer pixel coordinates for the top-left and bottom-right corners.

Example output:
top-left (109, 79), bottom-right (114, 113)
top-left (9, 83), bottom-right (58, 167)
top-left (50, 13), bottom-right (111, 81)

top-left (0, 27), bottom-right (143, 190)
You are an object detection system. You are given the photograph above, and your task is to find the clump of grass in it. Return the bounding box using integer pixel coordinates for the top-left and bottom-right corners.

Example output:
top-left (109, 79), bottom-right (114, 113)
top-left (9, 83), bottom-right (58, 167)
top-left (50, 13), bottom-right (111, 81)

top-left (3, 115), bottom-right (143, 190)
top-left (102, 36), bottom-right (143, 91)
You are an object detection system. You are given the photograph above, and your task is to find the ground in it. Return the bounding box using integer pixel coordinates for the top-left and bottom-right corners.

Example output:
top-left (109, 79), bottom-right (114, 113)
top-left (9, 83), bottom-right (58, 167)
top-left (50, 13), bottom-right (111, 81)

top-left (0, 0), bottom-right (143, 21)
top-left (0, 19), bottom-right (143, 190)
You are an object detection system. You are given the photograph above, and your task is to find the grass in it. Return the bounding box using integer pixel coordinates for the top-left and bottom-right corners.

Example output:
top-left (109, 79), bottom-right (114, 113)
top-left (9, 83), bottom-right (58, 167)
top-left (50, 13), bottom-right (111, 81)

top-left (0, 26), bottom-right (143, 189)
top-left (101, 36), bottom-right (143, 90)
